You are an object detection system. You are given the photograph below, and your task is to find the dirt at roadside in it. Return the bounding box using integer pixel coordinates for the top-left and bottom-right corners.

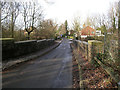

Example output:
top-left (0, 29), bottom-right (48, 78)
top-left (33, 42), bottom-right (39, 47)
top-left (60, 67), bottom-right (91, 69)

top-left (72, 54), bottom-right (80, 89)
top-left (71, 43), bottom-right (118, 89)
top-left (80, 59), bottom-right (118, 88)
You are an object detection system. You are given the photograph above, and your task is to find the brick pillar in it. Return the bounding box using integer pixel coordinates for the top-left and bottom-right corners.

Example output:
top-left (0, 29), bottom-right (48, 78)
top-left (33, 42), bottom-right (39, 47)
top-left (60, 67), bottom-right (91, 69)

top-left (88, 40), bottom-right (104, 61)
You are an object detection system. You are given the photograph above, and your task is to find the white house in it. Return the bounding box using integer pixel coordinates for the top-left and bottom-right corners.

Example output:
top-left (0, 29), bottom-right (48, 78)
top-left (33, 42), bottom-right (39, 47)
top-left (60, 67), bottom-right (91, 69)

top-left (96, 30), bottom-right (101, 36)
top-left (96, 30), bottom-right (105, 36)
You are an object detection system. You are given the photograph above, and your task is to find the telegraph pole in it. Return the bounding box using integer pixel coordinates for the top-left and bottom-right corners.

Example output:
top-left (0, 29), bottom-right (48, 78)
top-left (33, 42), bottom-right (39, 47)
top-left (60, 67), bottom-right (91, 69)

top-left (0, 1), bottom-right (1, 36)
top-left (118, 1), bottom-right (120, 66)
top-left (118, 1), bottom-right (120, 89)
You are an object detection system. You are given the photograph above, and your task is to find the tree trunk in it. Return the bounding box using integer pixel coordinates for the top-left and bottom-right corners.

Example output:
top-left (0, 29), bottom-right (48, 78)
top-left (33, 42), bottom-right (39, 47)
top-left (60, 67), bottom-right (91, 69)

top-left (27, 32), bottom-right (30, 40)
top-left (0, 2), bottom-right (1, 38)
top-left (20, 29), bottom-right (21, 40)
top-left (103, 25), bottom-right (107, 54)
top-left (11, 12), bottom-right (14, 38)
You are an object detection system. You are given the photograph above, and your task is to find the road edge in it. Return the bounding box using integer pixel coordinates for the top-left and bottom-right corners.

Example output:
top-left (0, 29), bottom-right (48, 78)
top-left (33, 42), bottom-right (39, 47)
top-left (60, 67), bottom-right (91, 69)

top-left (2, 40), bottom-right (62, 71)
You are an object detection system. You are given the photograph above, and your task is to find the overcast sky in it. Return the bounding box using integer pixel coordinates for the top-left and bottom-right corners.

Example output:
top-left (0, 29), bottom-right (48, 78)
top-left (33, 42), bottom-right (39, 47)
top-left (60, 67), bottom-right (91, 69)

top-left (37, 0), bottom-right (119, 27)
top-left (14, 0), bottom-right (119, 28)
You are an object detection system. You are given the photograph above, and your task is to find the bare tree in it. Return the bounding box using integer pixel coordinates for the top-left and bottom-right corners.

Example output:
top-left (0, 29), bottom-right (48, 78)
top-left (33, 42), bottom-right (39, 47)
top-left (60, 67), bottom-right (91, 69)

top-left (38, 19), bottom-right (57, 39)
top-left (22, 2), bottom-right (43, 40)
top-left (85, 16), bottom-right (92, 26)
top-left (72, 16), bottom-right (81, 39)
top-left (9, 2), bottom-right (20, 38)
top-left (57, 24), bottom-right (66, 36)
top-left (0, 1), bottom-right (8, 38)
top-left (0, 1), bottom-right (9, 22)
top-left (107, 3), bottom-right (118, 33)
top-left (1, 1), bottom-right (20, 38)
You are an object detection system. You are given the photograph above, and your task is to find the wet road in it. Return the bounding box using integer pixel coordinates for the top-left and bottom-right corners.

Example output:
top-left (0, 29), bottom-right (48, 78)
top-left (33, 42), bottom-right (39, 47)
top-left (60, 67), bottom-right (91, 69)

top-left (2, 39), bottom-right (72, 88)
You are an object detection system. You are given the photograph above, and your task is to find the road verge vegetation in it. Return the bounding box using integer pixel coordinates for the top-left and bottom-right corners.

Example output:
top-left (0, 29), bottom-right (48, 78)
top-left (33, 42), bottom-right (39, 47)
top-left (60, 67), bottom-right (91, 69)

top-left (71, 43), bottom-right (118, 89)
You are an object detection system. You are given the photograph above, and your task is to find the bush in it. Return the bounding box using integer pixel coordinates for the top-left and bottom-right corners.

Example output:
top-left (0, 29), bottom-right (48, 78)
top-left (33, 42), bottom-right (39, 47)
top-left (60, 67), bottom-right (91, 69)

top-left (94, 36), bottom-right (104, 41)
top-left (87, 36), bottom-right (95, 40)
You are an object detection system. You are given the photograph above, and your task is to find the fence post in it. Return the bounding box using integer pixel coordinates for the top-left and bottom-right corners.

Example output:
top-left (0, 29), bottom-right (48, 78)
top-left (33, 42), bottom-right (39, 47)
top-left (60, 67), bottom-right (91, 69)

top-left (88, 40), bottom-right (93, 61)
top-left (85, 44), bottom-right (88, 60)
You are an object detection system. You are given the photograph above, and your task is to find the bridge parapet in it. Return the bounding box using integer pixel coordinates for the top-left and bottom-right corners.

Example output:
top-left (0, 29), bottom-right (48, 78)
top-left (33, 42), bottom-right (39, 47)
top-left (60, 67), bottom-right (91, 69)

top-left (73, 40), bottom-right (104, 61)
top-left (2, 39), bottom-right (55, 60)
top-left (88, 40), bottom-right (104, 61)
top-left (73, 40), bottom-right (88, 60)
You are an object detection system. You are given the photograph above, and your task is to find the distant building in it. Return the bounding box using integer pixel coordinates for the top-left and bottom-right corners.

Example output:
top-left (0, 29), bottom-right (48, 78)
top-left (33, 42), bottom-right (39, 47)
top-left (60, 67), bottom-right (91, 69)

top-left (81, 26), bottom-right (96, 38)
top-left (107, 29), bottom-right (113, 35)
top-left (96, 30), bottom-right (101, 36)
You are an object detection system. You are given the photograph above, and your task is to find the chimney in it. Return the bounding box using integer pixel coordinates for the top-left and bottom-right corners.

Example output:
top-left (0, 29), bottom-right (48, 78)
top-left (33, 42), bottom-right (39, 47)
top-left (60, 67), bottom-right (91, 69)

top-left (83, 23), bottom-right (86, 28)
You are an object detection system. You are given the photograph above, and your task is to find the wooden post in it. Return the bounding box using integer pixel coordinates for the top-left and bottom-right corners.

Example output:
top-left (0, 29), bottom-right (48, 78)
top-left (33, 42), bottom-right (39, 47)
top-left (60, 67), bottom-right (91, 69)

top-left (88, 40), bottom-right (93, 61)
top-left (85, 44), bottom-right (88, 60)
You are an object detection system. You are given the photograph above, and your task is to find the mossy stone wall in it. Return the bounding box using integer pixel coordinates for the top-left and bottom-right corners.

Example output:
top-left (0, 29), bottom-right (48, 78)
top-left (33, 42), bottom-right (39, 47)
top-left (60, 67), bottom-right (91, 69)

top-left (2, 39), bottom-right (55, 60)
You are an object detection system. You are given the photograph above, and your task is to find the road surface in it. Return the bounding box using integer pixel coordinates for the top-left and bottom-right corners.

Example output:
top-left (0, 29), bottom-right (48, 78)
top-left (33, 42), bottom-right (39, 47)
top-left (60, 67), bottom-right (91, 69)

top-left (2, 39), bottom-right (73, 88)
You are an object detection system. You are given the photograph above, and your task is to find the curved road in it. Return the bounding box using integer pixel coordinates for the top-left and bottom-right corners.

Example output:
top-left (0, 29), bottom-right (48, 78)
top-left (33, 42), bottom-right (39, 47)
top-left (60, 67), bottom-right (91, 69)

top-left (2, 39), bottom-right (72, 88)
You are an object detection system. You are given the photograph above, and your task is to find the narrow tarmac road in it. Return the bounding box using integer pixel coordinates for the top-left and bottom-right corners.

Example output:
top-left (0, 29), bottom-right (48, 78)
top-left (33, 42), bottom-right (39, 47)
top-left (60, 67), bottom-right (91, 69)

top-left (2, 39), bottom-right (73, 88)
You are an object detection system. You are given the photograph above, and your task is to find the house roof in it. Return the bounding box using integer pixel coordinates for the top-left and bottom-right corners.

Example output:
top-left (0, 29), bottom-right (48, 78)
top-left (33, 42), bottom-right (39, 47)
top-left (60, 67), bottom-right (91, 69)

top-left (81, 26), bottom-right (95, 35)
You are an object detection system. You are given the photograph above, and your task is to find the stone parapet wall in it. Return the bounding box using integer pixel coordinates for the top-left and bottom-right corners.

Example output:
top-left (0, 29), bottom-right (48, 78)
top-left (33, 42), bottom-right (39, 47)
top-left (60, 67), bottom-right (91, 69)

top-left (2, 38), bottom-right (55, 60)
